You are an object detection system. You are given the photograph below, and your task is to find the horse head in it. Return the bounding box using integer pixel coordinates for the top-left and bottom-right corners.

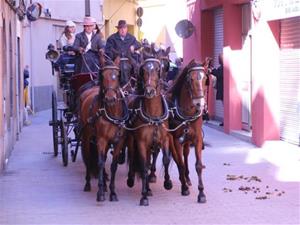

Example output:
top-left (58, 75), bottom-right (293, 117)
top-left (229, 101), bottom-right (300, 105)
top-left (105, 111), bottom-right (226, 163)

top-left (99, 53), bottom-right (121, 105)
top-left (139, 57), bottom-right (161, 99)
top-left (186, 60), bottom-right (207, 112)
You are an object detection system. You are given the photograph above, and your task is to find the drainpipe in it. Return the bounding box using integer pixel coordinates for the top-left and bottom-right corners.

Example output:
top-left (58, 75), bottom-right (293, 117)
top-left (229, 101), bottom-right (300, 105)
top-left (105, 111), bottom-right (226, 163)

top-left (85, 0), bottom-right (91, 16)
top-left (29, 21), bottom-right (35, 113)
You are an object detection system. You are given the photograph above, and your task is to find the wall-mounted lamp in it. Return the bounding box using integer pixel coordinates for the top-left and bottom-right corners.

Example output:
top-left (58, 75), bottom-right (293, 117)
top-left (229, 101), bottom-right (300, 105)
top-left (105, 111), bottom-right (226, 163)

top-left (43, 8), bottom-right (51, 18)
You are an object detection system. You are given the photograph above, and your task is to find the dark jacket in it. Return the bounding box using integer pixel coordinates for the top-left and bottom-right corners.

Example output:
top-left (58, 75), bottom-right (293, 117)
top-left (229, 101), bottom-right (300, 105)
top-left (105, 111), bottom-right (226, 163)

top-left (72, 31), bottom-right (105, 74)
top-left (105, 32), bottom-right (141, 60)
top-left (212, 65), bottom-right (223, 101)
top-left (23, 68), bottom-right (29, 89)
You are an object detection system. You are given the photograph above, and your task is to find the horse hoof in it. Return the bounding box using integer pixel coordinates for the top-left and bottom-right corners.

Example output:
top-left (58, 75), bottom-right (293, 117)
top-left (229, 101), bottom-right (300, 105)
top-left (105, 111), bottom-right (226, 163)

top-left (109, 193), bottom-right (118, 202)
top-left (197, 194), bottom-right (207, 203)
top-left (97, 194), bottom-right (105, 202)
top-left (127, 178), bottom-right (134, 188)
top-left (84, 183), bottom-right (91, 192)
top-left (149, 174), bottom-right (157, 183)
top-left (181, 187), bottom-right (190, 196)
top-left (147, 189), bottom-right (153, 197)
top-left (164, 180), bottom-right (173, 190)
top-left (139, 197), bottom-right (149, 206)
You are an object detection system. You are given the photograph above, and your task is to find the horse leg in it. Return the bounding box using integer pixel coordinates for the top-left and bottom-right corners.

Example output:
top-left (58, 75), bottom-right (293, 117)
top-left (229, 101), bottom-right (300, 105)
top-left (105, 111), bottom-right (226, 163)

top-left (81, 132), bottom-right (92, 192)
top-left (195, 139), bottom-right (206, 203)
top-left (149, 149), bottom-right (159, 183)
top-left (162, 147), bottom-right (173, 190)
top-left (96, 139), bottom-right (107, 202)
top-left (127, 134), bottom-right (135, 188)
top-left (138, 144), bottom-right (149, 206)
top-left (117, 146), bottom-right (126, 165)
top-left (183, 143), bottom-right (192, 186)
top-left (174, 139), bottom-right (190, 196)
top-left (109, 140), bottom-right (123, 202)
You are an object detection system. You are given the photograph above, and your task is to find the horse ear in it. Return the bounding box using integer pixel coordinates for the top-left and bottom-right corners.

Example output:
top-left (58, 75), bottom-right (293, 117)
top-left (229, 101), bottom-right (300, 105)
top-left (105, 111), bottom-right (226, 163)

top-left (165, 46), bottom-right (171, 55)
top-left (114, 56), bottom-right (120, 67)
top-left (99, 50), bottom-right (105, 67)
top-left (150, 43), bottom-right (158, 56)
top-left (187, 59), bottom-right (195, 67)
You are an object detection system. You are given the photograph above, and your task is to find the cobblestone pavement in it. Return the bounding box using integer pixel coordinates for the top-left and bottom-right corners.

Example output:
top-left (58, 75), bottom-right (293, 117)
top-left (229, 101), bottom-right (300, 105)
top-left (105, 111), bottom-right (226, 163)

top-left (0, 110), bottom-right (299, 225)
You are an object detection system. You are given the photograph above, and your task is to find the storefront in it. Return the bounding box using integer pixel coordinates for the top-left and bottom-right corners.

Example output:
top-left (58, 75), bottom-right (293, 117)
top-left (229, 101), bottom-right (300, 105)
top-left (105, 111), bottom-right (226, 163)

top-left (279, 17), bottom-right (300, 145)
top-left (184, 0), bottom-right (300, 146)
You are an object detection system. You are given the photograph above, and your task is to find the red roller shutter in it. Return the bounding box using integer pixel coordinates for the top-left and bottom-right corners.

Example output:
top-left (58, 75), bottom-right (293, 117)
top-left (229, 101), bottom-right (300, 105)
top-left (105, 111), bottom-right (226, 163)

top-left (213, 7), bottom-right (224, 121)
top-left (279, 16), bottom-right (300, 145)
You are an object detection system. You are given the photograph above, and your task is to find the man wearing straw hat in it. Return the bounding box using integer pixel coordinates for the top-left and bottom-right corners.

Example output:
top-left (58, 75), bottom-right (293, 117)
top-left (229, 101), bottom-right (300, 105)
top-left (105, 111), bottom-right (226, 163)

top-left (72, 16), bottom-right (105, 74)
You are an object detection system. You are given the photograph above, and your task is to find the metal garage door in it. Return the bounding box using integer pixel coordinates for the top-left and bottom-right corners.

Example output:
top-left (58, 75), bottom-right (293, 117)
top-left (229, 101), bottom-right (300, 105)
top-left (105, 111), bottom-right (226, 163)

top-left (213, 7), bottom-right (224, 121)
top-left (279, 16), bottom-right (300, 145)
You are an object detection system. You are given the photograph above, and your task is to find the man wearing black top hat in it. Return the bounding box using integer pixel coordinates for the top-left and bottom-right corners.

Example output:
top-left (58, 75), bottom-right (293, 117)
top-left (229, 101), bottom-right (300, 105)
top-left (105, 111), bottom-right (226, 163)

top-left (105, 20), bottom-right (141, 61)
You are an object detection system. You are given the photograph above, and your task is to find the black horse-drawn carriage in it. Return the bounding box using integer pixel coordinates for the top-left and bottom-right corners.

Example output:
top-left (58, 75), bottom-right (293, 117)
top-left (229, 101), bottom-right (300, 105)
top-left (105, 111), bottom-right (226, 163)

top-left (46, 44), bottom-right (96, 166)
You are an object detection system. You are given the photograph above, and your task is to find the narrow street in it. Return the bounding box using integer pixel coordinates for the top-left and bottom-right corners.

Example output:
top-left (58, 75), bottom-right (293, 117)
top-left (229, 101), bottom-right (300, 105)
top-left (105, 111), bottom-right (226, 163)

top-left (0, 110), bottom-right (299, 225)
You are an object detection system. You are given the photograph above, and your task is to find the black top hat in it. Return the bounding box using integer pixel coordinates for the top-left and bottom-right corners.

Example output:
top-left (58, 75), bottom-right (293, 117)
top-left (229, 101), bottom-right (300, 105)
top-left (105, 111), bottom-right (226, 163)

top-left (116, 20), bottom-right (127, 28)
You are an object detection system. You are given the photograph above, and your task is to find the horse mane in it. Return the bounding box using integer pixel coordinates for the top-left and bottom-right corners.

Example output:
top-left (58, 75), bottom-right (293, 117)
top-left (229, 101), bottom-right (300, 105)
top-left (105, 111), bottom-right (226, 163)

top-left (168, 59), bottom-right (203, 99)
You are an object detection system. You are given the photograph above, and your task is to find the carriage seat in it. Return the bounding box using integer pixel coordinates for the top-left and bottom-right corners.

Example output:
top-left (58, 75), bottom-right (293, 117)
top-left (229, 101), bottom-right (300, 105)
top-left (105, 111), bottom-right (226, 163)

top-left (54, 52), bottom-right (76, 76)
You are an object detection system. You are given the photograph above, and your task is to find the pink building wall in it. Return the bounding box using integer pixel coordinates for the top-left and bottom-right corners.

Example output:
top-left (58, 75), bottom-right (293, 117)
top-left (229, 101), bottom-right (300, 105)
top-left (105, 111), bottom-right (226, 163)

top-left (184, 0), bottom-right (281, 146)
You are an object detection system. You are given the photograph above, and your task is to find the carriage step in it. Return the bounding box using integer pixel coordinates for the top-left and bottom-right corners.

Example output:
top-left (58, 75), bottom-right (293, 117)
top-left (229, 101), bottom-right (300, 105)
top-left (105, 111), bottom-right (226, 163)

top-left (57, 101), bottom-right (68, 110)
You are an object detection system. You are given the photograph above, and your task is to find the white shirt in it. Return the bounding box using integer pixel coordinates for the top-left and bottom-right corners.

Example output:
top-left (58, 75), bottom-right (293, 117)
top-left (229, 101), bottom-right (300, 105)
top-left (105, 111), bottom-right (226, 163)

top-left (85, 32), bottom-right (93, 52)
top-left (58, 33), bottom-right (75, 49)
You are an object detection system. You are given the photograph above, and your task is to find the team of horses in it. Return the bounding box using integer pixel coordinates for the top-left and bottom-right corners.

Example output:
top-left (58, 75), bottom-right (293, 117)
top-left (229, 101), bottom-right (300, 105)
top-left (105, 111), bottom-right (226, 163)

top-left (78, 45), bottom-right (209, 206)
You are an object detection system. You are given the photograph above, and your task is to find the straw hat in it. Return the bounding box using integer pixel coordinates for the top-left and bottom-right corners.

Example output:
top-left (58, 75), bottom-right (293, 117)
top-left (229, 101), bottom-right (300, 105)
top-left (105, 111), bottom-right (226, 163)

top-left (83, 16), bottom-right (96, 26)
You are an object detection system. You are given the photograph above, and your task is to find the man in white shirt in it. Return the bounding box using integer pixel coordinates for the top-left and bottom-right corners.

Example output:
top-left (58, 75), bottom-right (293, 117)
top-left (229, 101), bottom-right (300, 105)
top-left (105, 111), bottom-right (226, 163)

top-left (72, 16), bottom-right (105, 74)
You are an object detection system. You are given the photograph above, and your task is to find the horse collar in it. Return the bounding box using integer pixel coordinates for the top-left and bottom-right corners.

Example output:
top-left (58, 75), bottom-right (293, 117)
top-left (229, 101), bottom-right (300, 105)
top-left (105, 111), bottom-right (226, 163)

top-left (137, 95), bottom-right (169, 125)
top-left (174, 98), bottom-right (202, 122)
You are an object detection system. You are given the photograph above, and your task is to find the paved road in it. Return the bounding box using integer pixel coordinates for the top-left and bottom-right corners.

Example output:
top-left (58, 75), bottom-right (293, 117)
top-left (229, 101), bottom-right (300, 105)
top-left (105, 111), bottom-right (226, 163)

top-left (0, 110), bottom-right (299, 225)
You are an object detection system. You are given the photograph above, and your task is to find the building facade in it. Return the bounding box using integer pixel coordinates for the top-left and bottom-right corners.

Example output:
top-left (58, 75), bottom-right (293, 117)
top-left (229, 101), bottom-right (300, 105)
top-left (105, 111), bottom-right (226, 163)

top-left (103, 0), bottom-right (138, 38)
top-left (0, 0), bottom-right (26, 171)
top-left (184, 0), bottom-right (300, 146)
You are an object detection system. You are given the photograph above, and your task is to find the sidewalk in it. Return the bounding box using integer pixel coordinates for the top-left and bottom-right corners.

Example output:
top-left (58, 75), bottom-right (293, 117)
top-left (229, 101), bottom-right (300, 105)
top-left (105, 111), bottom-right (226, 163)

top-left (0, 110), bottom-right (299, 225)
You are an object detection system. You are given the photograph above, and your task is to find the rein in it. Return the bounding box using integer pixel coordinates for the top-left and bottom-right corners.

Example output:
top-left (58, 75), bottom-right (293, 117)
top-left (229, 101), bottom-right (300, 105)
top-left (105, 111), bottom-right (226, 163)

top-left (81, 53), bottom-right (99, 79)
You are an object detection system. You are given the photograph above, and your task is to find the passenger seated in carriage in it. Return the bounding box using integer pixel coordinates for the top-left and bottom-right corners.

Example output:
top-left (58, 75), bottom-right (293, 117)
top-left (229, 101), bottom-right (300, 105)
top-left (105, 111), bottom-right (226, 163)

top-left (52, 20), bottom-right (77, 76)
top-left (72, 16), bottom-right (105, 75)
top-left (58, 20), bottom-right (76, 51)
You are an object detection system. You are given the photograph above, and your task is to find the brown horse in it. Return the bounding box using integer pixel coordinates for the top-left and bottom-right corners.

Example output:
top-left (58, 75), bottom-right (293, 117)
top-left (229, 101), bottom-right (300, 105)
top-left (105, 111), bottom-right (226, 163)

top-left (127, 57), bottom-right (173, 206)
top-left (79, 54), bottom-right (129, 202)
top-left (168, 60), bottom-right (207, 203)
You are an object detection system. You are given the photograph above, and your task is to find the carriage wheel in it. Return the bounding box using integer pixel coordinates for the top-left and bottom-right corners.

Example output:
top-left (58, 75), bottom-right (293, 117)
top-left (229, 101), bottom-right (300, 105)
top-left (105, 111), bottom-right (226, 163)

top-left (51, 91), bottom-right (59, 157)
top-left (60, 120), bottom-right (69, 167)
